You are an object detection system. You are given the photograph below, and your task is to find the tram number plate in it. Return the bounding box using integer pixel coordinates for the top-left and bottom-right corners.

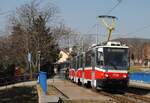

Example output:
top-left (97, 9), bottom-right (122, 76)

top-left (112, 74), bottom-right (119, 77)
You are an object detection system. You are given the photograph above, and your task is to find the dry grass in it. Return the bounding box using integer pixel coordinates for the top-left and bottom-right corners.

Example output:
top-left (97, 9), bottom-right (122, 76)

top-left (62, 99), bottom-right (110, 103)
top-left (47, 85), bottom-right (61, 95)
top-left (129, 66), bottom-right (142, 72)
top-left (0, 86), bottom-right (38, 103)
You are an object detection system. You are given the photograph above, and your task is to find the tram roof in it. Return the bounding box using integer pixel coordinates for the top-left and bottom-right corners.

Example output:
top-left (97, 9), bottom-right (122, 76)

top-left (89, 41), bottom-right (129, 49)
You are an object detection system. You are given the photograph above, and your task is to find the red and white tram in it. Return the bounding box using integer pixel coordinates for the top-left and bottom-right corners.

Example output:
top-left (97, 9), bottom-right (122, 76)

top-left (69, 41), bottom-right (129, 89)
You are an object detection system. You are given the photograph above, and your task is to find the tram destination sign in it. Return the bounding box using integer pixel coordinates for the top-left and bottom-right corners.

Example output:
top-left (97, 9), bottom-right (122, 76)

top-left (107, 48), bottom-right (126, 53)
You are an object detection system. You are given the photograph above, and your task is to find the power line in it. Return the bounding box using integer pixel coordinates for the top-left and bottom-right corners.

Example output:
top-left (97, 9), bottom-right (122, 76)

top-left (85, 23), bottom-right (97, 34)
top-left (126, 24), bottom-right (150, 35)
top-left (86, 0), bottom-right (122, 33)
top-left (107, 0), bottom-right (122, 14)
top-left (83, 0), bottom-right (122, 42)
top-left (105, 0), bottom-right (150, 38)
top-left (0, 10), bottom-right (12, 15)
top-left (114, 24), bottom-right (150, 38)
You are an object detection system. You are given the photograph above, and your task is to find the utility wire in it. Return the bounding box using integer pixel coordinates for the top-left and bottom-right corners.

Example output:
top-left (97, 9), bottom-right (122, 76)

top-left (86, 0), bottom-right (122, 34)
top-left (107, 0), bottom-right (122, 14)
top-left (0, 10), bottom-right (12, 15)
top-left (85, 23), bottom-right (97, 34)
top-left (126, 24), bottom-right (150, 35)
top-left (114, 24), bottom-right (150, 38)
top-left (105, 0), bottom-right (150, 39)
top-left (84, 0), bottom-right (122, 42)
top-left (106, 0), bottom-right (150, 38)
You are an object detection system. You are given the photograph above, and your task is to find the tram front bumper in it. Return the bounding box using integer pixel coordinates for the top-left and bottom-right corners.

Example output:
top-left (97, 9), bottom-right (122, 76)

top-left (96, 78), bottom-right (129, 88)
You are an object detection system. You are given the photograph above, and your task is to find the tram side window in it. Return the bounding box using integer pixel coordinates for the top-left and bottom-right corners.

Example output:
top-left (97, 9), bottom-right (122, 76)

top-left (97, 51), bottom-right (104, 66)
top-left (80, 55), bottom-right (83, 68)
top-left (77, 56), bottom-right (80, 69)
top-left (85, 52), bottom-right (91, 67)
top-left (70, 60), bottom-right (73, 68)
top-left (73, 58), bottom-right (76, 70)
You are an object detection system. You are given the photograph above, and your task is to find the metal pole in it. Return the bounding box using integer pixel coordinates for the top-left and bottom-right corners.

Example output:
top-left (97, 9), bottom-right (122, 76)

top-left (81, 36), bottom-right (84, 52)
top-left (68, 33), bottom-right (70, 51)
top-left (91, 51), bottom-right (95, 89)
top-left (28, 52), bottom-right (32, 80)
top-left (96, 24), bottom-right (99, 45)
top-left (29, 60), bottom-right (32, 80)
top-left (38, 51), bottom-right (41, 72)
top-left (82, 52), bottom-right (85, 86)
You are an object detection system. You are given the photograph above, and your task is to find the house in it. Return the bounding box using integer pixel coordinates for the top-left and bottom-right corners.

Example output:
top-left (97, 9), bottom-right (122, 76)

top-left (143, 43), bottom-right (150, 67)
top-left (54, 49), bottom-right (70, 74)
top-left (57, 50), bottom-right (70, 63)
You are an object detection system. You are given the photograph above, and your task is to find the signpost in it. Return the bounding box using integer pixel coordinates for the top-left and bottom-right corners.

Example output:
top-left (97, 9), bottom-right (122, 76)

top-left (28, 52), bottom-right (32, 79)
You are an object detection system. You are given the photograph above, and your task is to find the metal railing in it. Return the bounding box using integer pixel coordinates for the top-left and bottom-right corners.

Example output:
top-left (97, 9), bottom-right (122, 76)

top-left (129, 72), bottom-right (150, 83)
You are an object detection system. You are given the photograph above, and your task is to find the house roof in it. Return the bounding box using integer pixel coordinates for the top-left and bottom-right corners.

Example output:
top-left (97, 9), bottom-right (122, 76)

top-left (57, 50), bottom-right (70, 63)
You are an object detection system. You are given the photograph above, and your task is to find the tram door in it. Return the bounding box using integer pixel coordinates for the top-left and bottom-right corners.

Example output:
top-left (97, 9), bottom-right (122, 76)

top-left (91, 50), bottom-right (96, 88)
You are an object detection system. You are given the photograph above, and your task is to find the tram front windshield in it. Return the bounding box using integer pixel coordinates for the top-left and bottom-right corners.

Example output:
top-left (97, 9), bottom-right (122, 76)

top-left (104, 47), bottom-right (129, 70)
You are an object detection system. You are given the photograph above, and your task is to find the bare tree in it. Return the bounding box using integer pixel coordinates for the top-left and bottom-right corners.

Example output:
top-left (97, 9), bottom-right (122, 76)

top-left (6, 0), bottom-right (70, 75)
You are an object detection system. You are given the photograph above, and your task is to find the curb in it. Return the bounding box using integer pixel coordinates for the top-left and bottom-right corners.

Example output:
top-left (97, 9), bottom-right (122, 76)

top-left (37, 84), bottom-right (59, 103)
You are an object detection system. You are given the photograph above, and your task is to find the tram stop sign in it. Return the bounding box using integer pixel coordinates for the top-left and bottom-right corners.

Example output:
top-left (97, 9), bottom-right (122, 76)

top-left (28, 53), bottom-right (31, 63)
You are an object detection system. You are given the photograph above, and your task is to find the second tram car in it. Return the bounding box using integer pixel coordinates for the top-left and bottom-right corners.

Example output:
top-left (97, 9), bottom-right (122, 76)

top-left (69, 41), bottom-right (129, 89)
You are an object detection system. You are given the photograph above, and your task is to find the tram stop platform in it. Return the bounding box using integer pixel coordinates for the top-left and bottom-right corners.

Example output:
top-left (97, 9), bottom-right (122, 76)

top-left (47, 78), bottom-right (113, 103)
top-left (38, 78), bottom-right (150, 103)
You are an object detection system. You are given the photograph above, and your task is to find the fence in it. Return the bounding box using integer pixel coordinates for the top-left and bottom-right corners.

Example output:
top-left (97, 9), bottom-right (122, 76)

top-left (129, 72), bottom-right (150, 83)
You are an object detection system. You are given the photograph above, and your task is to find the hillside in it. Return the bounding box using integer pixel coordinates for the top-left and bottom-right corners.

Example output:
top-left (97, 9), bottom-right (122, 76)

top-left (113, 38), bottom-right (150, 45)
top-left (113, 38), bottom-right (150, 65)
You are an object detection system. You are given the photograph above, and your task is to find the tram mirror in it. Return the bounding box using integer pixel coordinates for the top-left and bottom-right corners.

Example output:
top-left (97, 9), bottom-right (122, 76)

top-left (100, 61), bottom-right (104, 65)
top-left (100, 56), bottom-right (104, 61)
top-left (97, 60), bottom-right (104, 66)
top-left (91, 52), bottom-right (95, 57)
top-left (100, 55), bottom-right (104, 65)
top-left (98, 48), bottom-right (103, 52)
top-left (97, 51), bottom-right (104, 66)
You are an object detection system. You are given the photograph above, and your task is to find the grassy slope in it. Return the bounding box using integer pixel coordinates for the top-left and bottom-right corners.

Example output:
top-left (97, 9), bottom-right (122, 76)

top-left (0, 86), bottom-right (38, 103)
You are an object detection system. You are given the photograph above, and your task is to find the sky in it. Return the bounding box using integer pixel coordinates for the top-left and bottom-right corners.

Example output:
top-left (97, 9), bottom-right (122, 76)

top-left (0, 0), bottom-right (150, 40)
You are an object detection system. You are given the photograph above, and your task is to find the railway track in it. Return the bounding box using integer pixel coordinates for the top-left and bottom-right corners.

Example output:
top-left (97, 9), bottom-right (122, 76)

top-left (55, 76), bottom-right (150, 103)
top-left (123, 87), bottom-right (150, 103)
top-left (123, 92), bottom-right (150, 103)
top-left (47, 85), bottom-right (69, 100)
top-left (98, 91), bottom-right (137, 103)
top-left (94, 88), bottom-right (150, 103)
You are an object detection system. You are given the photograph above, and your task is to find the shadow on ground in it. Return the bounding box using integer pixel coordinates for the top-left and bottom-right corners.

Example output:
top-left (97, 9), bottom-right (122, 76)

top-left (0, 86), bottom-right (38, 103)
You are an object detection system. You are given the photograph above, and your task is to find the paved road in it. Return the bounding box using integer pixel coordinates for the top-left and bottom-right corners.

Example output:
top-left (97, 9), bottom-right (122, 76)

top-left (47, 78), bottom-right (114, 103)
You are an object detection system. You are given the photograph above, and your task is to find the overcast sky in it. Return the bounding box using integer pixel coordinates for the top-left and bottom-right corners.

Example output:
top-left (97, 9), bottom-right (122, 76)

top-left (0, 0), bottom-right (150, 40)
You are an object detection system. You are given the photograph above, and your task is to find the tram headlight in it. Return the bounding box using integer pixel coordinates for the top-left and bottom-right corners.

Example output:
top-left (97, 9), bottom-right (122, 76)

top-left (105, 74), bottom-right (109, 78)
top-left (123, 74), bottom-right (127, 78)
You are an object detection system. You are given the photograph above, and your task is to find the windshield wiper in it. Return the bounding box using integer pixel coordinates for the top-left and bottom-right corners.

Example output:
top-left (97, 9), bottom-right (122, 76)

top-left (109, 62), bottom-right (117, 70)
